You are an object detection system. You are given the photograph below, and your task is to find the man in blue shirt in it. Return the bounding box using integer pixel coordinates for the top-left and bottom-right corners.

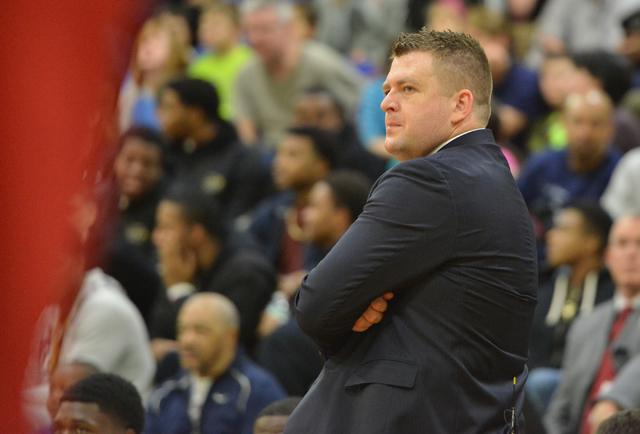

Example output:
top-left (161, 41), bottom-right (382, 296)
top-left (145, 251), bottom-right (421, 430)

top-left (519, 89), bottom-right (621, 237)
top-left (145, 293), bottom-right (286, 434)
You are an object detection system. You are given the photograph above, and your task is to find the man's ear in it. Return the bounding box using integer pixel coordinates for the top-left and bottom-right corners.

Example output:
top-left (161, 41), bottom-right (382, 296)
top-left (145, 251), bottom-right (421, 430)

top-left (450, 89), bottom-right (474, 124)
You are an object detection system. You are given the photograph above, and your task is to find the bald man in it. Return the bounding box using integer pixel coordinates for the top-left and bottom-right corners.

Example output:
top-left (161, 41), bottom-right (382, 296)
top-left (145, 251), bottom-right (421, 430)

top-left (518, 89), bottom-right (621, 237)
top-left (545, 215), bottom-right (640, 434)
top-left (145, 294), bottom-right (286, 434)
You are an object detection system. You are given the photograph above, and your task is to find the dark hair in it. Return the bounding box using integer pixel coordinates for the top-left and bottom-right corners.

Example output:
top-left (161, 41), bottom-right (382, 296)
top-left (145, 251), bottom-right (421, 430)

top-left (287, 126), bottom-right (340, 169)
top-left (164, 78), bottom-right (221, 122)
top-left (323, 170), bottom-right (372, 223)
top-left (623, 9), bottom-right (640, 33)
top-left (120, 126), bottom-right (166, 151)
top-left (257, 397), bottom-right (303, 418)
top-left (60, 373), bottom-right (145, 434)
top-left (162, 182), bottom-right (227, 241)
top-left (595, 409), bottom-right (640, 434)
top-left (391, 28), bottom-right (492, 124)
top-left (563, 199), bottom-right (613, 253)
top-left (571, 50), bottom-right (632, 105)
top-left (301, 86), bottom-right (346, 121)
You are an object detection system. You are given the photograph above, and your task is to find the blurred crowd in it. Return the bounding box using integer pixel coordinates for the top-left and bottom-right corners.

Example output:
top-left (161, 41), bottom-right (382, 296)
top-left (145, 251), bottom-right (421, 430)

top-left (21, 0), bottom-right (640, 433)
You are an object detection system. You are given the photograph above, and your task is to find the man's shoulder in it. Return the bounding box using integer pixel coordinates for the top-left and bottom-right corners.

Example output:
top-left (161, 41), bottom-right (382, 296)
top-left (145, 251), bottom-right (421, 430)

top-left (234, 356), bottom-right (278, 383)
top-left (80, 269), bottom-right (138, 313)
top-left (148, 372), bottom-right (190, 412)
top-left (570, 300), bottom-right (615, 336)
top-left (236, 57), bottom-right (265, 82)
top-left (231, 356), bottom-right (286, 401)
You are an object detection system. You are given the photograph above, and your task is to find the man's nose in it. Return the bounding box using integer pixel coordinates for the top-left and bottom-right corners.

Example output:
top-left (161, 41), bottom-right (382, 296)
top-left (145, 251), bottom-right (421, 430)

top-left (380, 92), bottom-right (398, 112)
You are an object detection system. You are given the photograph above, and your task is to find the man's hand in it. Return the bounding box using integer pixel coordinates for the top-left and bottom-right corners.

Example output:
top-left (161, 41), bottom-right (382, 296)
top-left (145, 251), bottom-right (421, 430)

top-left (352, 292), bottom-right (394, 332)
top-left (156, 232), bottom-right (197, 288)
top-left (589, 400), bottom-right (621, 432)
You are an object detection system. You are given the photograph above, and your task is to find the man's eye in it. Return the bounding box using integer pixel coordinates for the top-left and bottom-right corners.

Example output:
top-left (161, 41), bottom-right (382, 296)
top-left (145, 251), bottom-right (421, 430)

top-left (404, 86), bottom-right (415, 93)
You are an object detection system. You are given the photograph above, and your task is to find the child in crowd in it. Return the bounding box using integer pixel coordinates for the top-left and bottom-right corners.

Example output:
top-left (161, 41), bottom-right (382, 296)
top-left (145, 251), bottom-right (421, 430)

top-left (189, 3), bottom-right (254, 121)
top-left (119, 14), bottom-right (190, 132)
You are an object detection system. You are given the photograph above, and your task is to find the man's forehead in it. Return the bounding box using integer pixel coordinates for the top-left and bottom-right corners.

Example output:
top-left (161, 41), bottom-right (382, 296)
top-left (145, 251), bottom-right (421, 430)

top-left (383, 52), bottom-right (434, 87)
top-left (56, 401), bottom-right (102, 425)
top-left (611, 217), bottom-right (640, 240)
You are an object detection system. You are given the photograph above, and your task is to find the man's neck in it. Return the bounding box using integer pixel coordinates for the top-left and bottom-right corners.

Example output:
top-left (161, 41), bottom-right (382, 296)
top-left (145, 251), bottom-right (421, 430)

top-left (432, 128), bottom-right (484, 155)
top-left (190, 122), bottom-right (218, 148)
top-left (203, 347), bottom-right (236, 379)
top-left (568, 152), bottom-right (606, 173)
top-left (569, 256), bottom-right (603, 288)
top-left (215, 39), bottom-right (238, 56)
top-left (142, 68), bottom-right (170, 92)
top-left (617, 285), bottom-right (640, 302)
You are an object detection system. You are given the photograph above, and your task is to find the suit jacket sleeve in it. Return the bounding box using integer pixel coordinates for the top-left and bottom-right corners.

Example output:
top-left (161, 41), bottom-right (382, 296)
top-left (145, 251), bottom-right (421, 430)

top-left (599, 353), bottom-right (640, 410)
top-left (295, 159), bottom-right (456, 356)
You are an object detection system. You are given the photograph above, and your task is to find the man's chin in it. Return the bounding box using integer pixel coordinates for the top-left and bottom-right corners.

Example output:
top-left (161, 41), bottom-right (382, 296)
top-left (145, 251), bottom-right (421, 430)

top-left (383, 139), bottom-right (400, 157)
top-left (180, 355), bottom-right (200, 370)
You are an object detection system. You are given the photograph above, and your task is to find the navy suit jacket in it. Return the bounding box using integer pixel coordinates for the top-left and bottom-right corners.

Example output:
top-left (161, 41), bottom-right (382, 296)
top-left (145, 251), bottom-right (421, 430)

top-left (284, 129), bottom-right (538, 433)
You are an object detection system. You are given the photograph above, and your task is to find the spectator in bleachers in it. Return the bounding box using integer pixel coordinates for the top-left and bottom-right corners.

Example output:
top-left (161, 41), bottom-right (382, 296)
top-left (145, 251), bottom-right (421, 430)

top-left (528, 50), bottom-right (640, 156)
top-left (149, 185), bottom-right (275, 380)
top-left (518, 89), bottom-right (620, 237)
top-left (235, 0), bottom-right (362, 151)
top-left (527, 201), bottom-right (614, 413)
top-left (601, 147), bottom-right (640, 220)
top-left (248, 127), bottom-right (338, 277)
top-left (253, 397), bottom-right (302, 434)
top-left (54, 373), bottom-right (145, 434)
top-left (465, 6), bottom-right (547, 149)
top-left (313, 0), bottom-right (408, 70)
top-left (425, 0), bottom-right (467, 33)
top-left (145, 293), bottom-right (286, 434)
top-left (112, 126), bottom-right (167, 262)
top-left (36, 362), bottom-right (99, 434)
top-left (157, 78), bottom-right (270, 223)
top-left (356, 51), bottom-right (395, 167)
top-left (527, 54), bottom-right (583, 154)
top-left (572, 50), bottom-right (640, 155)
top-left (24, 190), bottom-right (155, 429)
top-left (255, 170), bottom-right (372, 397)
top-left (544, 214), bottom-right (640, 434)
top-left (119, 14), bottom-right (190, 132)
top-left (293, 87), bottom-right (387, 182)
top-left (188, 3), bottom-right (254, 121)
top-left (595, 409), bottom-right (640, 434)
top-left (526, 0), bottom-right (640, 67)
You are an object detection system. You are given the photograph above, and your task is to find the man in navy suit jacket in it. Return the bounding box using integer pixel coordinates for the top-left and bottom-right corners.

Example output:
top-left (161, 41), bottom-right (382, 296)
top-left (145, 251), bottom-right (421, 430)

top-left (284, 29), bottom-right (538, 433)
